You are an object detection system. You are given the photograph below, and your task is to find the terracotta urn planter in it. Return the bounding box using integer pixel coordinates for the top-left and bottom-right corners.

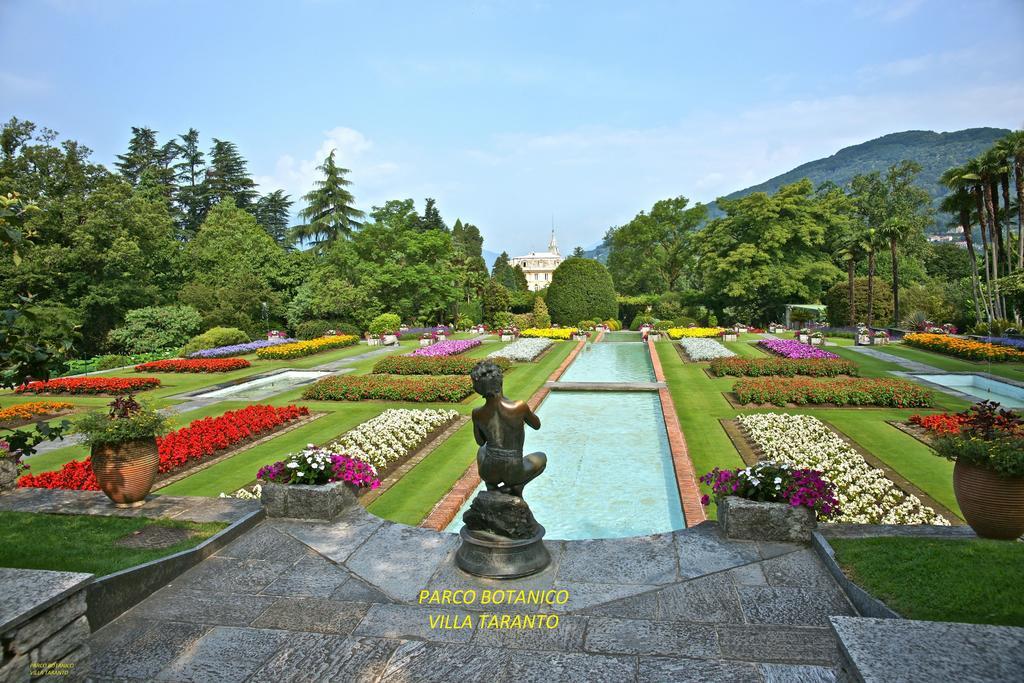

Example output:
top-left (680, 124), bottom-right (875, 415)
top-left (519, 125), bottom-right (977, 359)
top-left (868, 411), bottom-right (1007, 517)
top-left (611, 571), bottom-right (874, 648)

top-left (90, 438), bottom-right (159, 508)
top-left (953, 460), bottom-right (1024, 539)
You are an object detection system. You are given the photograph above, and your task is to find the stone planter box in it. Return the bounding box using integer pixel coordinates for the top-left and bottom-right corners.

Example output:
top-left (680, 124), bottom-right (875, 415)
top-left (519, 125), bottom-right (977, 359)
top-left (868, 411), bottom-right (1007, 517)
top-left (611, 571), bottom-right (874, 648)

top-left (722, 333), bottom-right (738, 342)
top-left (736, 327), bottom-right (748, 333)
top-left (648, 333), bottom-right (661, 342)
top-left (810, 337), bottom-right (824, 346)
top-left (501, 334), bottom-right (513, 342)
top-left (368, 337), bottom-right (381, 346)
top-left (383, 334), bottom-right (398, 346)
top-left (419, 338), bottom-right (433, 347)
top-left (718, 495), bottom-right (815, 543)
top-left (872, 337), bottom-right (889, 345)
top-left (798, 334), bottom-right (809, 343)
top-left (856, 334), bottom-right (870, 345)
top-left (261, 481), bottom-right (358, 521)
top-left (436, 334), bottom-right (447, 342)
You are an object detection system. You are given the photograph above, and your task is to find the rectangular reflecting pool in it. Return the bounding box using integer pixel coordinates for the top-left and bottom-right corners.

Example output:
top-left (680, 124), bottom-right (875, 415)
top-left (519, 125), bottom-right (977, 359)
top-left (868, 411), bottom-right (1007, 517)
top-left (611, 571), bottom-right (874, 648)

top-left (196, 370), bottom-right (332, 401)
top-left (446, 391), bottom-right (683, 540)
top-left (912, 373), bottom-right (1024, 408)
top-left (557, 341), bottom-right (655, 383)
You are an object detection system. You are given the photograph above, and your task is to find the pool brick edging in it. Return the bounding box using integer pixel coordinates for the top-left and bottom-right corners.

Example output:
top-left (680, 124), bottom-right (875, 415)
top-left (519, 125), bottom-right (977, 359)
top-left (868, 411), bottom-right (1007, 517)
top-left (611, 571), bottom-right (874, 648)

top-left (420, 336), bottom-right (591, 531)
top-left (649, 339), bottom-right (707, 527)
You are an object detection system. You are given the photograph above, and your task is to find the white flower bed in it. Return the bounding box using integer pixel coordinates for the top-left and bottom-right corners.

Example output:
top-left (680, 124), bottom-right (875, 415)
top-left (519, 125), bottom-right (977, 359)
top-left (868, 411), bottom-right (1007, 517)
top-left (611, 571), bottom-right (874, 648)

top-left (736, 413), bottom-right (948, 526)
top-left (679, 338), bottom-right (735, 361)
top-left (327, 408), bottom-right (458, 471)
top-left (488, 338), bottom-right (553, 362)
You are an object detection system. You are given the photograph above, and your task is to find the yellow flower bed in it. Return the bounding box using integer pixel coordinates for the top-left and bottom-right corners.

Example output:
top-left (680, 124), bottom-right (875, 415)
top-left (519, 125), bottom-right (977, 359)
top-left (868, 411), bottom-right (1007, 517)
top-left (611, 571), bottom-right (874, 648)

top-left (0, 401), bottom-right (73, 423)
top-left (667, 327), bottom-right (725, 339)
top-left (520, 328), bottom-right (578, 340)
top-left (256, 335), bottom-right (359, 360)
top-left (903, 333), bottom-right (1024, 362)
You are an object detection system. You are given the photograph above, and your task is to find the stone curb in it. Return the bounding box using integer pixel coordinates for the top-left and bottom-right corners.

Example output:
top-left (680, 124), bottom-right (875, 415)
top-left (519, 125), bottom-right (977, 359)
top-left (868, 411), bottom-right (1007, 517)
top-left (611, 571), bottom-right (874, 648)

top-left (85, 507), bottom-right (265, 630)
top-left (811, 531), bottom-right (901, 620)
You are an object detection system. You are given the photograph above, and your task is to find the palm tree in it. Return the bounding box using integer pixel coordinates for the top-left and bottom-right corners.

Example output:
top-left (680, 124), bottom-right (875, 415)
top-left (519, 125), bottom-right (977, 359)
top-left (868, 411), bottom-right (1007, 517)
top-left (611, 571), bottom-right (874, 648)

top-left (940, 165), bottom-right (984, 322)
top-left (292, 150), bottom-right (365, 250)
top-left (834, 229), bottom-right (866, 326)
top-left (1007, 131), bottom-right (1024, 270)
top-left (964, 157), bottom-right (999, 319)
top-left (865, 228), bottom-right (879, 327)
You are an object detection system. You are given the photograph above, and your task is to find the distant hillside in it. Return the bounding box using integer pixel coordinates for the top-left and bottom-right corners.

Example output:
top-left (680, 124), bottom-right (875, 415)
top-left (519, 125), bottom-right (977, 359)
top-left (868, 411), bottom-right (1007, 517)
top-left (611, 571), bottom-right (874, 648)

top-left (706, 127), bottom-right (1010, 227)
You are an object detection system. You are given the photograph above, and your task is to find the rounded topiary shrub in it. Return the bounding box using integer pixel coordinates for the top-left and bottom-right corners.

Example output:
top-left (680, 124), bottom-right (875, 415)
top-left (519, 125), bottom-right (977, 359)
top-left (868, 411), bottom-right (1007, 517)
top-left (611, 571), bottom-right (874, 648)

top-left (180, 327), bottom-right (250, 356)
top-left (545, 258), bottom-right (618, 326)
top-left (368, 313), bottom-right (401, 336)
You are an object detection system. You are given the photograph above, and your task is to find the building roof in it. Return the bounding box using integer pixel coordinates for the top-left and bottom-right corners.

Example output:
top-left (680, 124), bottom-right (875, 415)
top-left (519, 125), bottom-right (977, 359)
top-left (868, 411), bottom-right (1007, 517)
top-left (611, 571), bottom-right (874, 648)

top-left (514, 252), bottom-right (561, 259)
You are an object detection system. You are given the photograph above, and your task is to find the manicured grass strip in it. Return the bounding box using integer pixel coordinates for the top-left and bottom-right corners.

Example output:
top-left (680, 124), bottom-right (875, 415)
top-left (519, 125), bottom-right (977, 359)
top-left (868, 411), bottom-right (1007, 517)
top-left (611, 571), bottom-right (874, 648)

top-left (368, 341), bottom-right (575, 525)
top-left (0, 511), bottom-right (225, 576)
top-left (722, 341), bottom-right (766, 358)
top-left (830, 537), bottom-right (1024, 626)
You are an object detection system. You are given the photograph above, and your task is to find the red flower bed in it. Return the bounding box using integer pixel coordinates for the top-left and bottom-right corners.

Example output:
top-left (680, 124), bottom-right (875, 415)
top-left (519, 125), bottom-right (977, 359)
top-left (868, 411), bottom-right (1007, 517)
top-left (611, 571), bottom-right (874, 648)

top-left (14, 377), bottom-right (161, 395)
top-left (909, 413), bottom-right (967, 435)
top-left (18, 404), bottom-right (310, 490)
top-left (134, 358), bottom-right (251, 373)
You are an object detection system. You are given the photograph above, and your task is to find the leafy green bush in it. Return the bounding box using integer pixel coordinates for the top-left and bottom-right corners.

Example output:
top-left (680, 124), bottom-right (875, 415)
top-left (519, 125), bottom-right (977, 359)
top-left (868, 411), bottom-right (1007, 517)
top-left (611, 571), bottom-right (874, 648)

top-left (455, 316), bottom-right (475, 331)
top-left (61, 351), bottom-right (177, 376)
top-left (180, 327), bottom-right (250, 356)
top-left (630, 314), bottom-right (656, 331)
top-left (823, 278), bottom-right (894, 327)
top-left (108, 306), bottom-right (204, 354)
top-left (302, 374), bottom-right (473, 402)
top-left (294, 320), bottom-right (360, 339)
top-left (373, 356), bottom-right (510, 375)
top-left (368, 313), bottom-right (401, 336)
top-left (532, 296), bottom-right (551, 329)
top-left (546, 259), bottom-right (617, 326)
top-left (76, 397), bottom-right (168, 447)
top-left (457, 300), bottom-right (483, 325)
top-left (493, 312), bottom-right (513, 328)
top-left (511, 313), bottom-right (535, 329)
top-left (605, 319), bottom-right (622, 331)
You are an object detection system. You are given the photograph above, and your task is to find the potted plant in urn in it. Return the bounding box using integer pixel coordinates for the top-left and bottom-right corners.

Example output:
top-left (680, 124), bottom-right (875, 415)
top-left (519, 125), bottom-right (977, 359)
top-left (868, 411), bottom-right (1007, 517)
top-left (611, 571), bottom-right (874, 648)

top-left (932, 401), bottom-right (1024, 539)
top-left (78, 396), bottom-right (167, 508)
top-left (808, 331), bottom-right (824, 346)
top-left (700, 462), bottom-right (840, 543)
top-left (419, 332), bottom-right (434, 347)
top-left (258, 446), bottom-right (381, 520)
top-left (855, 323), bottom-right (871, 346)
top-left (720, 329), bottom-right (738, 343)
top-left (870, 329), bottom-right (889, 345)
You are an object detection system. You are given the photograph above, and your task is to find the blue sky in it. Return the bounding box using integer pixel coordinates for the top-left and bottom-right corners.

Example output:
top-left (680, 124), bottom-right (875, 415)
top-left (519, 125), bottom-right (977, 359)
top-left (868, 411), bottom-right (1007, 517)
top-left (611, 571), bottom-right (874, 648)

top-left (2, 0), bottom-right (1023, 257)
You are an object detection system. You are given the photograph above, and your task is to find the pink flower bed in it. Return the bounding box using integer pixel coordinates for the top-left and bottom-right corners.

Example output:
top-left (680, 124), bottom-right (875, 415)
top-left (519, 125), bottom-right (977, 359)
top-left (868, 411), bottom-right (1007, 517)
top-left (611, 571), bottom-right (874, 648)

top-left (409, 339), bottom-right (481, 357)
top-left (758, 338), bottom-right (838, 360)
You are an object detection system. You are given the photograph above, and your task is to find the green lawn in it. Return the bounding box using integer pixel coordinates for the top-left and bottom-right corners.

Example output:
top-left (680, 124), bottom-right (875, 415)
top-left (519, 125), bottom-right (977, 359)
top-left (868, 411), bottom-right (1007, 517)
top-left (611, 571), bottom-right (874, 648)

top-left (0, 512), bottom-right (225, 576)
top-left (367, 340), bottom-right (576, 525)
top-left (831, 537), bottom-right (1024, 626)
top-left (882, 343), bottom-right (1024, 383)
top-left (654, 340), bottom-right (965, 520)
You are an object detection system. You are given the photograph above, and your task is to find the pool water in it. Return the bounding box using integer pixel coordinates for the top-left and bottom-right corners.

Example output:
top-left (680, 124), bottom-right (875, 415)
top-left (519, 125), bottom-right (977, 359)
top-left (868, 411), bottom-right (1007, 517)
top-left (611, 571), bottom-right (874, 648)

top-left (446, 391), bottom-right (684, 540)
top-left (557, 341), bottom-right (655, 383)
top-left (196, 370), bottom-right (332, 401)
top-left (912, 373), bottom-right (1024, 408)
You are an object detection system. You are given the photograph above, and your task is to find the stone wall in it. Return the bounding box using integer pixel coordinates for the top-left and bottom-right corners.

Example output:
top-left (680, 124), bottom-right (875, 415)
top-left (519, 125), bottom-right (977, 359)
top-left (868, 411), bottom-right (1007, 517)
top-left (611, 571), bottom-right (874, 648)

top-left (0, 569), bottom-right (92, 682)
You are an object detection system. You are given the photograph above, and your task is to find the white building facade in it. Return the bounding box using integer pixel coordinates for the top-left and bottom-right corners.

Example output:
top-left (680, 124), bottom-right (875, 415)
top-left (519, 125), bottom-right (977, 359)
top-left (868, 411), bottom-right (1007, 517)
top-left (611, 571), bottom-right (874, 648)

top-left (511, 231), bottom-right (564, 292)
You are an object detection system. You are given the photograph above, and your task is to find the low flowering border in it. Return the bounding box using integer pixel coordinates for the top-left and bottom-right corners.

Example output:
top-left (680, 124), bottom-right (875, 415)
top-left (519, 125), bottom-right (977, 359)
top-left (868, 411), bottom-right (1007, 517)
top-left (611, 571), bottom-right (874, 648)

top-left (710, 357), bottom-right (858, 378)
top-left (15, 377), bottom-right (161, 395)
top-left (326, 408), bottom-right (459, 471)
top-left (302, 374), bottom-right (474, 402)
top-left (258, 448), bottom-right (380, 489)
top-left (488, 338), bottom-right (553, 362)
top-left (373, 355), bottom-right (508, 375)
top-left (699, 461), bottom-right (840, 519)
top-left (408, 339), bottom-right (481, 357)
top-left (758, 338), bottom-right (839, 360)
top-left (678, 338), bottom-right (735, 361)
top-left (0, 401), bottom-right (74, 425)
top-left (904, 333), bottom-right (1024, 362)
top-left (736, 413), bottom-right (948, 525)
top-left (732, 377), bottom-right (934, 407)
top-left (188, 338), bottom-right (296, 358)
top-left (667, 327), bottom-right (725, 339)
top-left (519, 328), bottom-right (577, 340)
top-left (256, 335), bottom-right (359, 360)
top-left (17, 404), bottom-right (310, 490)
top-left (135, 358), bottom-right (251, 373)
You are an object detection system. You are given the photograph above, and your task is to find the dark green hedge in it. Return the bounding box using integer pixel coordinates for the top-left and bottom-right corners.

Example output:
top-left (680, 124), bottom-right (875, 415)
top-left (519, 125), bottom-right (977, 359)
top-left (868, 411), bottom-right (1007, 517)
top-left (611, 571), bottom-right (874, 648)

top-left (546, 258), bottom-right (618, 326)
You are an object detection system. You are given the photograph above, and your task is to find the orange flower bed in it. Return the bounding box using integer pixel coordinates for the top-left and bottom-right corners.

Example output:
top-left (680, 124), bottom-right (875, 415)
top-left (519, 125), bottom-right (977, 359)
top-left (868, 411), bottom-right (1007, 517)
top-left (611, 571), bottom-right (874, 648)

top-left (903, 333), bottom-right (1024, 362)
top-left (0, 401), bottom-right (73, 424)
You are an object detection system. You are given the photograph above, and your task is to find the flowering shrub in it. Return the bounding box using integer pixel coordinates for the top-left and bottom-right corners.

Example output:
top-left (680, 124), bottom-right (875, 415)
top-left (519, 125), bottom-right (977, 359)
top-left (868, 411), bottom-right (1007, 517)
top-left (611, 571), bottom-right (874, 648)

top-left (373, 355), bottom-right (508, 375)
top-left (758, 338), bottom-right (839, 359)
top-left (61, 350), bottom-right (176, 376)
top-left (520, 328), bottom-right (577, 340)
top-left (302, 374), bottom-right (474, 402)
top-left (18, 404), bottom-right (309, 490)
top-left (488, 338), bottom-right (553, 362)
top-left (733, 377), bottom-right (934, 407)
top-left (667, 327), bottom-right (725, 339)
top-left (678, 338), bottom-right (735, 361)
top-left (408, 339), bottom-right (481, 357)
top-left (257, 448), bottom-right (380, 488)
top-left (188, 338), bottom-right (296, 358)
top-left (327, 408), bottom-right (458, 470)
top-left (710, 357), bottom-right (858, 378)
top-left (930, 401), bottom-right (1024, 478)
top-left (0, 401), bottom-right (73, 424)
top-left (699, 462), bottom-right (840, 519)
top-left (256, 335), bottom-right (359, 360)
top-left (15, 377), bottom-right (161, 395)
top-left (908, 413), bottom-right (967, 435)
top-left (903, 333), bottom-right (1024, 362)
top-left (134, 358), bottom-right (251, 373)
top-left (400, 326), bottom-right (453, 339)
top-left (980, 336), bottom-right (1024, 350)
top-left (737, 413), bottom-right (947, 525)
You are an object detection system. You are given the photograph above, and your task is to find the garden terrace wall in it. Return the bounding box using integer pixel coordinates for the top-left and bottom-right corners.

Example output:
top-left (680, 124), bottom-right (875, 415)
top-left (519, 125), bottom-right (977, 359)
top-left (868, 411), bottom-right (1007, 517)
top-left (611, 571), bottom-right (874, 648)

top-left (14, 377), bottom-right (161, 395)
top-left (710, 357), bottom-right (858, 378)
top-left (731, 377), bottom-right (934, 408)
top-left (302, 374), bottom-right (474, 402)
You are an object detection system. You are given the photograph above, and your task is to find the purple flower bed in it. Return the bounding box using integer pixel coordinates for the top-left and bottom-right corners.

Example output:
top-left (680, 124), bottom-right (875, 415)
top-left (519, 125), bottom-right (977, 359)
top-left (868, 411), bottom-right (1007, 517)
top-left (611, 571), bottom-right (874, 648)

top-left (981, 337), bottom-right (1024, 350)
top-left (758, 338), bottom-right (839, 360)
top-left (188, 338), bottom-right (297, 358)
top-left (408, 339), bottom-right (481, 357)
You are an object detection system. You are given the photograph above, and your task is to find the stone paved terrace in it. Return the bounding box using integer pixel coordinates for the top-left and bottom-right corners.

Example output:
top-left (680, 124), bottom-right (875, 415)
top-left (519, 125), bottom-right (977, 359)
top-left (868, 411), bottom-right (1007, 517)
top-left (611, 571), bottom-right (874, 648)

top-left (86, 506), bottom-right (854, 682)
top-left (0, 488), bottom-right (259, 524)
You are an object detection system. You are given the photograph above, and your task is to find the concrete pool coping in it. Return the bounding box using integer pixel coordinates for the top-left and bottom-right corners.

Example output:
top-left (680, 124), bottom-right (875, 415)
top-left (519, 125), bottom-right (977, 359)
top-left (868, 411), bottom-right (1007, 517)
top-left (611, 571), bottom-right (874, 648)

top-left (893, 369), bottom-right (1024, 405)
top-left (167, 367), bottom-right (343, 401)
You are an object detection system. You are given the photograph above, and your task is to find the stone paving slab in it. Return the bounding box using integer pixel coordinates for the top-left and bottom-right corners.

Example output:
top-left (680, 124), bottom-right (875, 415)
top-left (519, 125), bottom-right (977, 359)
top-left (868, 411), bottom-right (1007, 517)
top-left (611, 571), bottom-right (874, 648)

top-left (0, 568), bottom-right (92, 633)
top-left (0, 488), bottom-right (258, 523)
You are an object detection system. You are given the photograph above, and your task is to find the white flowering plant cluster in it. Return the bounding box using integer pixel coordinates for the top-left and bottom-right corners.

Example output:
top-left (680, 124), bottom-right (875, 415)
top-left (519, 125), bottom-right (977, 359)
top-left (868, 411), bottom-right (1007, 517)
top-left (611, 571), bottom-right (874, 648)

top-left (488, 338), bottom-right (553, 362)
top-left (736, 413), bottom-right (949, 525)
top-left (679, 338), bottom-right (736, 361)
top-left (219, 484), bottom-right (262, 500)
top-left (328, 408), bottom-right (459, 471)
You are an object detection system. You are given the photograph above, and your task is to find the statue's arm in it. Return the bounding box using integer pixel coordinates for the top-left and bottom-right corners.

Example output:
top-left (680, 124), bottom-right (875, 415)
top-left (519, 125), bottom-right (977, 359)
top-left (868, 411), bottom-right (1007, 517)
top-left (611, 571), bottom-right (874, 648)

top-left (472, 416), bottom-right (486, 446)
top-left (523, 403), bottom-right (541, 430)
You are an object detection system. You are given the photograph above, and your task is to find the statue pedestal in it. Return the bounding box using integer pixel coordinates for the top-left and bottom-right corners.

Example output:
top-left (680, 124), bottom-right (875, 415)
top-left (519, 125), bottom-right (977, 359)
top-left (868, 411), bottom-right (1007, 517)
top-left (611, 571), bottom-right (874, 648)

top-left (455, 525), bottom-right (550, 578)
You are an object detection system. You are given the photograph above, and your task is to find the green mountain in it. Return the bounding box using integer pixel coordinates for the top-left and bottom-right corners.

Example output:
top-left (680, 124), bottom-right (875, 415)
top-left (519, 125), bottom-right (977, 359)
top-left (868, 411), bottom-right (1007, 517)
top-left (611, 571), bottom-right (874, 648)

top-left (706, 127), bottom-right (1010, 225)
top-left (585, 127), bottom-right (1010, 262)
